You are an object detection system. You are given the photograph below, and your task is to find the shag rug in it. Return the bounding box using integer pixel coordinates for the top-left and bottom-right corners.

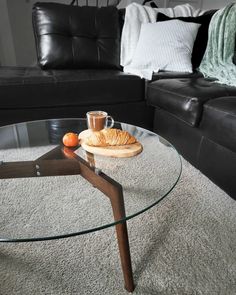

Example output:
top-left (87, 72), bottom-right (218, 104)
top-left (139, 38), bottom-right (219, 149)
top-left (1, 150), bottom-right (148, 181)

top-left (0, 157), bottom-right (235, 295)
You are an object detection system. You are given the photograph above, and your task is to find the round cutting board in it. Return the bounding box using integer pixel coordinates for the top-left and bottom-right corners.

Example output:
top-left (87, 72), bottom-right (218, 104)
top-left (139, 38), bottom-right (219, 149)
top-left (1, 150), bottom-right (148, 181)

top-left (79, 129), bottom-right (143, 158)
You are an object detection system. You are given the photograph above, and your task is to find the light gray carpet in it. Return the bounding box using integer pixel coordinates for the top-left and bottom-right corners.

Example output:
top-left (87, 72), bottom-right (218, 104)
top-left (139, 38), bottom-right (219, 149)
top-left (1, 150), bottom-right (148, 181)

top-left (0, 157), bottom-right (235, 295)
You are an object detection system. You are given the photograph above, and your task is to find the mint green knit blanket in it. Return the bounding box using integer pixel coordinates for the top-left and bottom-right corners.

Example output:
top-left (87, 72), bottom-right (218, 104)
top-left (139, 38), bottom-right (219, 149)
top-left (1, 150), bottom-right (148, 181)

top-left (199, 3), bottom-right (236, 87)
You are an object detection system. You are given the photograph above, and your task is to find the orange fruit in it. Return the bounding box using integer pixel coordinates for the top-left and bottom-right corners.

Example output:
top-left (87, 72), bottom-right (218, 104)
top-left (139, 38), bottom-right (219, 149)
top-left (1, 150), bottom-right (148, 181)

top-left (62, 132), bottom-right (79, 147)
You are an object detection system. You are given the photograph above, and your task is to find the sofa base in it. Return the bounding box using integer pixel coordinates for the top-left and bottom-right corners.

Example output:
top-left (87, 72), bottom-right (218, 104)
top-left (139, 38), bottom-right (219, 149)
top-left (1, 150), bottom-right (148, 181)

top-left (153, 107), bottom-right (236, 199)
top-left (0, 101), bottom-right (154, 131)
top-left (153, 107), bottom-right (202, 166)
top-left (198, 137), bottom-right (236, 198)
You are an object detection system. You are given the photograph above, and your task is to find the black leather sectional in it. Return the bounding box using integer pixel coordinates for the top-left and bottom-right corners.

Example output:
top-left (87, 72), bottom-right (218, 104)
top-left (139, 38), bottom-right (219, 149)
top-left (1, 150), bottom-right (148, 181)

top-left (148, 75), bottom-right (236, 198)
top-left (0, 3), bottom-right (236, 198)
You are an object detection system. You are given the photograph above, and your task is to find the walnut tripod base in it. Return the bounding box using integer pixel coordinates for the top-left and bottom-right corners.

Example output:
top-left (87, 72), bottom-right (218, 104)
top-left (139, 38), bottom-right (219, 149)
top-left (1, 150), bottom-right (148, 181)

top-left (0, 145), bottom-right (135, 292)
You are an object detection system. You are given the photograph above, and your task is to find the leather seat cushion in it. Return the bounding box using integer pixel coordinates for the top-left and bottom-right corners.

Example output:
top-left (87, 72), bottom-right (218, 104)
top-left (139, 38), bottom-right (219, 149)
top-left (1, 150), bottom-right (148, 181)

top-left (147, 77), bottom-right (236, 126)
top-left (0, 67), bottom-right (144, 109)
top-left (32, 3), bottom-right (120, 69)
top-left (200, 97), bottom-right (236, 153)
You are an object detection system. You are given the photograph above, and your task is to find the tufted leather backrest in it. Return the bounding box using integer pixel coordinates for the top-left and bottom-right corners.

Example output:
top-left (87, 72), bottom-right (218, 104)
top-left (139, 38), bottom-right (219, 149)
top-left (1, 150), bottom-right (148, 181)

top-left (32, 3), bottom-right (121, 69)
top-left (70, 0), bottom-right (120, 6)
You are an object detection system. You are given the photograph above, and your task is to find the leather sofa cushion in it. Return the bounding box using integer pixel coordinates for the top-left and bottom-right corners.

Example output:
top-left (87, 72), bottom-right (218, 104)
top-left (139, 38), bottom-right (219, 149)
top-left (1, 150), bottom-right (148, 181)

top-left (32, 3), bottom-right (120, 69)
top-left (156, 11), bottom-right (216, 69)
top-left (0, 67), bottom-right (144, 109)
top-left (200, 97), bottom-right (236, 153)
top-left (147, 77), bottom-right (236, 126)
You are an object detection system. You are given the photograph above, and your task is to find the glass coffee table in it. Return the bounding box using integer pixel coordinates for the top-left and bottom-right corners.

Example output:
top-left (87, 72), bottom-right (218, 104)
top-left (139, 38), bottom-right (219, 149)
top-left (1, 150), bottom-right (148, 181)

top-left (0, 118), bottom-right (181, 292)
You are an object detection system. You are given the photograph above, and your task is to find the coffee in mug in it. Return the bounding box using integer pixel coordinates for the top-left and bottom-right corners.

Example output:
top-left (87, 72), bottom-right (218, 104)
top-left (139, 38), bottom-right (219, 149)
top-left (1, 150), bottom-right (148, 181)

top-left (86, 111), bottom-right (114, 131)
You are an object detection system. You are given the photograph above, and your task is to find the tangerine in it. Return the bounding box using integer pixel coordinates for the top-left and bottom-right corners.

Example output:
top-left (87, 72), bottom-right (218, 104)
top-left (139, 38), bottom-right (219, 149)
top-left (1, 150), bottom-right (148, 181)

top-left (62, 132), bottom-right (79, 147)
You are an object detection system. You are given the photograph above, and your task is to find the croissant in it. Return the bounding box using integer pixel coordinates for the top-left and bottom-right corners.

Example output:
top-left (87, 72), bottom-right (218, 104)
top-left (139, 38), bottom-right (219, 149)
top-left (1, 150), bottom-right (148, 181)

top-left (84, 128), bottom-right (136, 147)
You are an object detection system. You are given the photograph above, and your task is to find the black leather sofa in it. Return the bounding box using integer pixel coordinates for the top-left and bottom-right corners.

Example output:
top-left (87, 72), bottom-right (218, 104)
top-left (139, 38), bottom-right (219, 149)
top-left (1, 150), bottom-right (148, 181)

top-left (147, 76), bottom-right (236, 198)
top-left (0, 3), bottom-right (236, 199)
top-left (0, 4), bottom-right (153, 130)
top-left (0, 67), bottom-right (152, 130)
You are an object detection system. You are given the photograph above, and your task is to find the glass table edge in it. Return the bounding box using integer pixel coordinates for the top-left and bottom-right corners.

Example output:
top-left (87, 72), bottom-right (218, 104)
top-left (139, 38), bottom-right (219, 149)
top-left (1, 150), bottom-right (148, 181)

top-left (0, 118), bottom-right (182, 242)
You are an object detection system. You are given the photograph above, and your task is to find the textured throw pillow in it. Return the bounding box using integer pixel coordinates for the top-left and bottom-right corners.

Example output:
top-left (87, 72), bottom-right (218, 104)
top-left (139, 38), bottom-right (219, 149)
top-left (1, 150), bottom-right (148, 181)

top-left (156, 11), bottom-right (216, 68)
top-left (32, 3), bottom-right (120, 69)
top-left (127, 20), bottom-right (201, 80)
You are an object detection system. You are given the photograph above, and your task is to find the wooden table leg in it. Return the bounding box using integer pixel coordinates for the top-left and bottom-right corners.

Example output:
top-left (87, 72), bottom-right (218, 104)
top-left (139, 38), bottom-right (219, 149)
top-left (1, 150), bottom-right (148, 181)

top-left (63, 147), bottom-right (135, 292)
top-left (108, 186), bottom-right (134, 292)
top-left (115, 222), bottom-right (134, 292)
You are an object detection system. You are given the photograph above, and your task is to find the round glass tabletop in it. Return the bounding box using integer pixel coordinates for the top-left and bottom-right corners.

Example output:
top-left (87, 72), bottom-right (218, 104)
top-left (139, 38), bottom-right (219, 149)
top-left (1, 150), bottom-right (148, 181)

top-left (0, 119), bottom-right (181, 242)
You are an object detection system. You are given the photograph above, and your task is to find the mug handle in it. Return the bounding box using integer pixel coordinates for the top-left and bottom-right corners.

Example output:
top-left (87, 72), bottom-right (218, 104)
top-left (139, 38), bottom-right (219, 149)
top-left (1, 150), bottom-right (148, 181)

top-left (106, 116), bottom-right (114, 129)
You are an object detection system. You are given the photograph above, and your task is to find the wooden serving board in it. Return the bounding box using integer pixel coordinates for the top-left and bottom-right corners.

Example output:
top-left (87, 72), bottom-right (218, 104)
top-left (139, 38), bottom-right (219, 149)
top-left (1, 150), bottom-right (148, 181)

top-left (78, 129), bottom-right (143, 158)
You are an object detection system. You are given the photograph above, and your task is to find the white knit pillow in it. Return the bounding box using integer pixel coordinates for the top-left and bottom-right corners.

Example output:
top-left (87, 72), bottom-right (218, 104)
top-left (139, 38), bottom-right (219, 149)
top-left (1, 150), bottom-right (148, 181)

top-left (126, 20), bottom-right (201, 80)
